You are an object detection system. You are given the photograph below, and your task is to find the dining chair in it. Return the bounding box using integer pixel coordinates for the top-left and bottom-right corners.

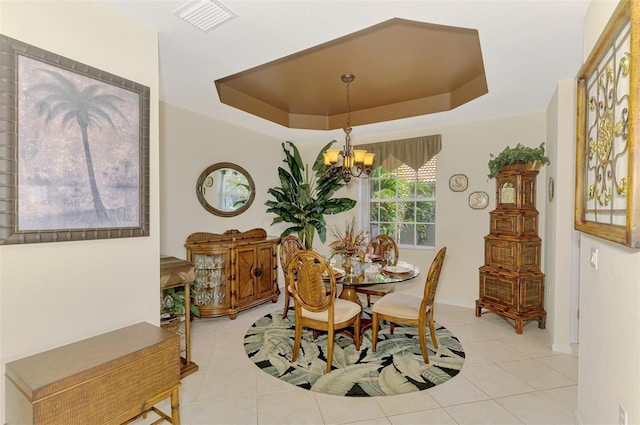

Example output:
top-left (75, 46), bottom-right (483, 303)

top-left (287, 250), bottom-right (361, 373)
top-left (371, 247), bottom-right (447, 363)
top-left (356, 234), bottom-right (399, 306)
top-left (279, 235), bottom-right (305, 319)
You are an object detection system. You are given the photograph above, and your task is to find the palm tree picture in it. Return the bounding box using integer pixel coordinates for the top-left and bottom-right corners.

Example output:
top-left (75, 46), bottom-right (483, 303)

top-left (18, 55), bottom-right (141, 230)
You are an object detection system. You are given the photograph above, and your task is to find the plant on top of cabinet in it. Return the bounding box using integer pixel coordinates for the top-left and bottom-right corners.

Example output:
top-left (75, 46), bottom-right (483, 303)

top-left (487, 143), bottom-right (550, 178)
top-left (265, 141), bottom-right (356, 249)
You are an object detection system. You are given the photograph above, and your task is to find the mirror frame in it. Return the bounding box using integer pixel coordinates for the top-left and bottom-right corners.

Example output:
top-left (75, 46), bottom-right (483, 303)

top-left (196, 162), bottom-right (255, 217)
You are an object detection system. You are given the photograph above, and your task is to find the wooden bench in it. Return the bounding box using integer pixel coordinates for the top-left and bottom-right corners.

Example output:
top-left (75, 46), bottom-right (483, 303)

top-left (5, 322), bottom-right (181, 425)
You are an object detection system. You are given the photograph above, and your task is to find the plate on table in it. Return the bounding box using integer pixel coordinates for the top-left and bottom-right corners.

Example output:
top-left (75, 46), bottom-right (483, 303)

top-left (323, 267), bottom-right (345, 281)
top-left (369, 254), bottom-right (383, 262)
top-left (382, 265), bottom-right (412, 275)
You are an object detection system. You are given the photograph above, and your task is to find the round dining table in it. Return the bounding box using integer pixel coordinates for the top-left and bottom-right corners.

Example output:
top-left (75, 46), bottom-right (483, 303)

top-left (335, 260), bottom-right (420, 305)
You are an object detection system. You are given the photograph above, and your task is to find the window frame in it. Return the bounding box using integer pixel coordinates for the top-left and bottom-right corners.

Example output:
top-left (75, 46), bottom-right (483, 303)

top-left (359, 160), bottom-right (437, 250)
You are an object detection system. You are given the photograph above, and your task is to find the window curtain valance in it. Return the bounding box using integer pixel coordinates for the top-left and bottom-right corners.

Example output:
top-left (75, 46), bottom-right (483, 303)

top-left (355, 134), bottom-right (441, 171)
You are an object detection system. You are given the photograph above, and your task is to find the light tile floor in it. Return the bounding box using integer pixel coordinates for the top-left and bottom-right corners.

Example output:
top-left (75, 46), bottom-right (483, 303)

top-left (134, 300), bottom-right (578, 425)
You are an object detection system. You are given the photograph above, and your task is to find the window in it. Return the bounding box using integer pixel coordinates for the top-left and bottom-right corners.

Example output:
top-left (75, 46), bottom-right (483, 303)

top-left (363, 156), bottom-right (437, 248)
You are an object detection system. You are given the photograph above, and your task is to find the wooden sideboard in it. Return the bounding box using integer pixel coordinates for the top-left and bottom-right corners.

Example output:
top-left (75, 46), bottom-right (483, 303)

top-left (5, 322), bottom-right (180, 425)
top-left (185, 228), bottom-right (279, 319)
top-left (160, 255), bottom-right (198, 378)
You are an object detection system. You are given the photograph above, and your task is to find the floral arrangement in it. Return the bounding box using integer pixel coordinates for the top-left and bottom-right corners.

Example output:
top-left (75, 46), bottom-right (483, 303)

top-left (328, 217), bottom-right (368, 256)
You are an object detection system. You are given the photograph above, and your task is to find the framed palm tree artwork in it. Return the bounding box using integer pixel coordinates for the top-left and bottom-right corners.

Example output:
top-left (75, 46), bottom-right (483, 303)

top-left (0, 35), bottom-right (150, 244)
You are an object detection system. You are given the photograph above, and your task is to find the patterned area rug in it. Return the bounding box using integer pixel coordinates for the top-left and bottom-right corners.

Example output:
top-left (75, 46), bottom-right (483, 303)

top-left (244, 308), bottom-right (465, 397)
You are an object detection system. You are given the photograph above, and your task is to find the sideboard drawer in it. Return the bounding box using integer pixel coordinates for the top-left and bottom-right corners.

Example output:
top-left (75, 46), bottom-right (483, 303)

top-left (5, 322), bottom-right (180, 425)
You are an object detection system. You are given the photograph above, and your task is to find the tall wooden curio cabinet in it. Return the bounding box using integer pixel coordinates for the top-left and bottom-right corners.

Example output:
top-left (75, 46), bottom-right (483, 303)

top-left (476, 164), bottom-right (547, 333)
top-left (185, 228), bottom-right (279, 319)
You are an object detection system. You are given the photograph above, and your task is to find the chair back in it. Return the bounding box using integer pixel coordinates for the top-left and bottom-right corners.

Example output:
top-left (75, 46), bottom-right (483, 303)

top-left (279, 235), bottom-right (304, 278)
top-left (288, 250), bottom-right (336, 313)
top-left (421, 247), bottom-right (447, 312)
top-left (367, 234), bottom-right (399, 265)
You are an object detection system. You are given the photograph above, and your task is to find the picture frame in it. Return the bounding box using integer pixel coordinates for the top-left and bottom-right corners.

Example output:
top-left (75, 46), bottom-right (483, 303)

top-left (448, 174), bottom-right (468, 192)
top-left (575, 0), bottom-right (640, 248)
top-left (469, 191), bottom-right (489, 210)
top-left (0, 35), bottom-right (150, 244)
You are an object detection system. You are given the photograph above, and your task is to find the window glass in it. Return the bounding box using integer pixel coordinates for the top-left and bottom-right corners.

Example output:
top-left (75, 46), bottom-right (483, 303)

top-left (364, 157), bottom-right (436, 248)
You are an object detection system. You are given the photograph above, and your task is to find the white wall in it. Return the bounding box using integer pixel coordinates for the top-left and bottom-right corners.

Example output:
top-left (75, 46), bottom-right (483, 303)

top-left (160, 102), bottom-right (552, 314)
top-left (0, 2), bottom-right (160, 422)
top-left (544, 80), bottom-right (579, 354)
top-left (300, 113), bottom-right (548, 309)
top-left (576, 1), bottom-right (640, 424)
top-left (159, 102), bottom-right (285, 258)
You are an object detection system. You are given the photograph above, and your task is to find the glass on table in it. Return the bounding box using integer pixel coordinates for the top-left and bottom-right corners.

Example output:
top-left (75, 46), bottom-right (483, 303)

top-left (350, 254), bottom-right (363, 277)
top-left (383, 249), bottom-right (395, 265)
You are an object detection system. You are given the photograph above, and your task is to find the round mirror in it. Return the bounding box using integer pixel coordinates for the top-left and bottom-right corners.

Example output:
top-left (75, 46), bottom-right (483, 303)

top-left (196, 162), bottom-right (255, 217)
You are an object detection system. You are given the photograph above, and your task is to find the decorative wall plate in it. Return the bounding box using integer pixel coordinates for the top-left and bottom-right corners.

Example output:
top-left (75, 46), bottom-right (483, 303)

top-left (469, 191), bottom-right (489, 209)
top-left (449, 174), bottom-right (468, 192)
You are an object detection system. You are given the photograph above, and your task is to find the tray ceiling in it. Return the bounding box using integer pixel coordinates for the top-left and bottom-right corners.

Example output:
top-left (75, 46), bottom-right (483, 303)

top-left (215, 18), bottom-right (488, 130)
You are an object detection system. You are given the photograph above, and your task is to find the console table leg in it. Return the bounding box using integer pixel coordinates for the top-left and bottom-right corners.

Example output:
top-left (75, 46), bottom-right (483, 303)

top-left (171, 387), bottom-right (181, 425)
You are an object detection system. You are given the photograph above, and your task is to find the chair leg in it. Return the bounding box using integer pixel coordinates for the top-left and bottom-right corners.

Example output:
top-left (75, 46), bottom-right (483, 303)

top-left (418, 322), bottom-right (430, 364)
top-left (282, 290), bottom-right (290, 319)
top-left (366, 294), bottom-right (372, 307)
top-left (390, 323), bottom-right (395, 334)
top-left (326, 329), bottom-right (334, 373)
top-left (292, 323), bottom-right (302, 362)
top-left (371, 313), bottom-right (379, 352)
top-left (354, 314), bottom-right (361, 350)
top-left (428, 317), bottom-right (438, 349)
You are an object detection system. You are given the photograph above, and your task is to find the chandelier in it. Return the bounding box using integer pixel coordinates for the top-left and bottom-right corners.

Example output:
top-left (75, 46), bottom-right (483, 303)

top-left (323, 74), bottom-right (375, 183)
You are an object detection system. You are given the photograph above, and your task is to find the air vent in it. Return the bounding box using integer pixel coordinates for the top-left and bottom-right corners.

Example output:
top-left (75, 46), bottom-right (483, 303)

top-left (172, 0), bottom-right (238, 32)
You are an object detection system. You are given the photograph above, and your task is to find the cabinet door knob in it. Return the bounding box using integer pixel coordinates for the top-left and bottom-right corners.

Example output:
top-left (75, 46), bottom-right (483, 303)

top-left (254, 267), bottom-right (263, 277)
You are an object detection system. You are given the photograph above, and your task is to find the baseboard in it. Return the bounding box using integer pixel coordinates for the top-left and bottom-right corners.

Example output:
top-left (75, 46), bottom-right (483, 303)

top-left (436, 298), bottom-right (476, 309)
top-left (551, 342), bottom-right (573, 354)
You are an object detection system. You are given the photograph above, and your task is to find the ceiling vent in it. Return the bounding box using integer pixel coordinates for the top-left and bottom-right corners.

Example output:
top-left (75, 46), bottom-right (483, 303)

top-left (172, 0), bottom-right (238, 32)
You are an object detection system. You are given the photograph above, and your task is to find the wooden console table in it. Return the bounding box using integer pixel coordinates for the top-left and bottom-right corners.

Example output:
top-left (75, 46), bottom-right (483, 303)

top-left (5, 322), bottom-right (180, 425)
top-left (160, 255), bottom-right (198, 378)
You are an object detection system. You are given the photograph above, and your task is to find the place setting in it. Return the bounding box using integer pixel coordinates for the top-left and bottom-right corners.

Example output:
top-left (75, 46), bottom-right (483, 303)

top-left (381, 264), bottom-right (414, 276)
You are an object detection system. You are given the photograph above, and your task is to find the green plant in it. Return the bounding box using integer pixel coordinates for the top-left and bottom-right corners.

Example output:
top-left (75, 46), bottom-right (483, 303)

top-left (265, 141), bottom-right (356, 249)
top-left (487, 142), bottom-right (550, 178)
top-left (162, 288), bottom-right (200, 318)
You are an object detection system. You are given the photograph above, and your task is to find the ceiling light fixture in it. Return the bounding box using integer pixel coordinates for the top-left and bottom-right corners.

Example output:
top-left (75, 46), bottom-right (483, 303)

top-left (324, 74), bottom-right (375, 183)
top-left (172, 0), bottom-right (237, 33)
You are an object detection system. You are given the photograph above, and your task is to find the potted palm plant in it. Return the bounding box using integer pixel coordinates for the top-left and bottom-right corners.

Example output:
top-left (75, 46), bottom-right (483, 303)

top-left (265, 141), bottom-right (356, 249)
top-left (487, 142), bottom-right (550, 178)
